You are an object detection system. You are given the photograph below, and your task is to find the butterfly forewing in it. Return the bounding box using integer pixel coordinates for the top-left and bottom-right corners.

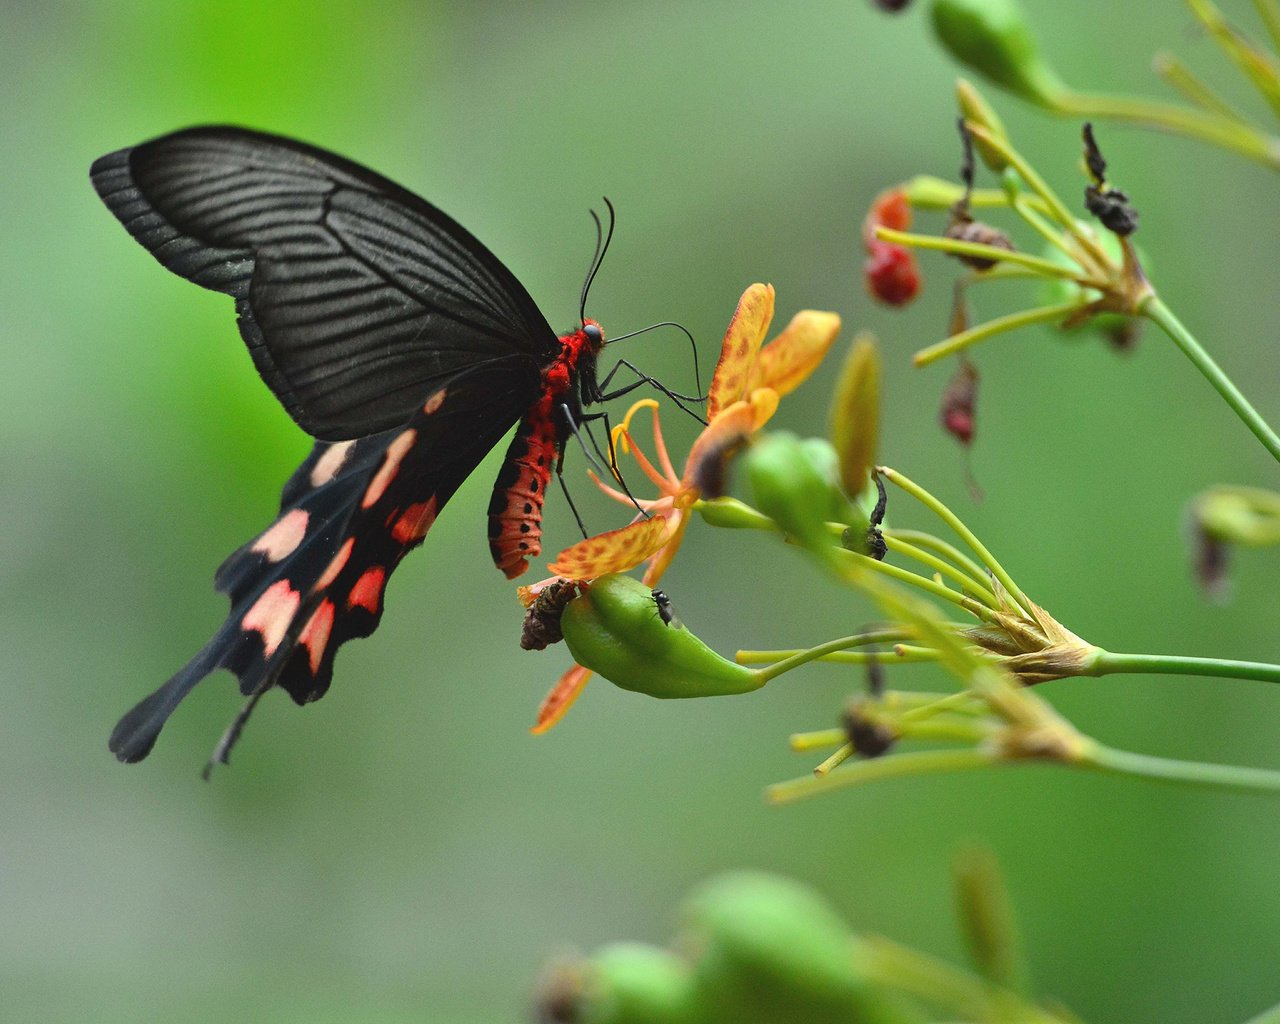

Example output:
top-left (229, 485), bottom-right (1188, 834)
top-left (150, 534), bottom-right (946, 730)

top-left (90, 126), bottom-right (559, 440)
top-left (108, 360), bottom-right (542, 763)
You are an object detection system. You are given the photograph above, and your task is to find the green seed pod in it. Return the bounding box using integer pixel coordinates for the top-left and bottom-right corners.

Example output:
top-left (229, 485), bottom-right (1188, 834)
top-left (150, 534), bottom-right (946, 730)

top-left (745, 432), bottom-right (844, 555)
top-left (560, 574), bottom-right (763, 699)
top-left (930, 0), bottom-right (1068, 110)
top-left (681, 872), bottom-right (915, 1024)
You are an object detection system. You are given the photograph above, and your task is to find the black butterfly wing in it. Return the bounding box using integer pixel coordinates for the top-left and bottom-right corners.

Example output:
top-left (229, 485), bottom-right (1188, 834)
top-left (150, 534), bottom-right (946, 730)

top-left (90, 126), bottom-right (559, 440)
top-left (109, 359), bottom-right (541, 763)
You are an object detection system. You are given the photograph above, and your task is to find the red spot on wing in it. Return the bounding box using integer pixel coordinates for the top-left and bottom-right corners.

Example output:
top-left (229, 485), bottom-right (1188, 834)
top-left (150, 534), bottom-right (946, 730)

top-left (347, 567), bottom-right (386, 613)
top-left (392, 497), bottom-right (439, 544)
top-left (316, 537), bottom-right (355, 591)
top-left (251, 508), bottom-right (309, 562)
top-left (422, 387), bottom-right (447, 415)
top-left (299, 599), bottom-right (336, 675)
top-left (242, 579), bottom-right (301, 657)
top-left (362, 429), bottom-right (417, 509)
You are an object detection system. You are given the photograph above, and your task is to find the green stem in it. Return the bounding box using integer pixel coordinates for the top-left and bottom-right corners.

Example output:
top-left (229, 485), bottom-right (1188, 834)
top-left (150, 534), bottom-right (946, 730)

top-left (1142, 294), bottom-right (1280, 463)
top-left (836, 547), bottom-right (991, 618)
top-left (1257, 0), bottom-right (1280, 54)
top-left (878, 467), bottom-right (1033, 618)
top-left (912, 300), bottom-right (1088, 367)
top-left (1152, 50), bottom-right (1248, 121)
top-left (1082, 741), bottom-right (1280, 795)
top-left (883, 534), bottom-right (998, 606)
top-left (1058, 89), bottom-right (1280, 170)
top-left (861, 937), bottom-right (1069, 1024)
top-left (766, 748), bottom-right (996, 804)
top-left (886, 529), bottom-right (992, 587)
top-left (1092, 649), bottom-right (1280, 685)
top-left (874, 226), bottom-right (1094, 282)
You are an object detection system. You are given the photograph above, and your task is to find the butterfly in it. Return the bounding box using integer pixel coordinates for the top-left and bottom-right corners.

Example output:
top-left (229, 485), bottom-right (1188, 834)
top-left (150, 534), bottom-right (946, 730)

top-left (91, 126), bottom-right (618, 766)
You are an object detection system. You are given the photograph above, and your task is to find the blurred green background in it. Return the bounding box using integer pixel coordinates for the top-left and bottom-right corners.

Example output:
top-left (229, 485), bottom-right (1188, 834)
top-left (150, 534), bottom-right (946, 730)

top-left (3, 1), bottom-right (1279, 1021)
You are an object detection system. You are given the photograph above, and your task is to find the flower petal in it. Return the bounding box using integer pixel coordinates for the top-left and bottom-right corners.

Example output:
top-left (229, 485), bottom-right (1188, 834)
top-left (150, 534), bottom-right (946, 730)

top-left (748, 310), bottom-right (841, 397)
top-left (707, 283), bottom-right (775, 419)
top-left (641, 511), bottom-right (690, 587)
top-left (683, 399), bottom-right (761, 499)
top-left (548, 514), bottom-right (673, 579)
top-left (531, 664), bottom-right (593, 734)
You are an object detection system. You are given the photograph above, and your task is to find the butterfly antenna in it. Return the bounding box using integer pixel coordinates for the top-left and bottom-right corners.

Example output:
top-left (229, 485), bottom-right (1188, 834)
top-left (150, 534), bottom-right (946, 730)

top-left (579, 197), bottom-right (616, 324)
top-left (606, 320), bottom-right (705, 401)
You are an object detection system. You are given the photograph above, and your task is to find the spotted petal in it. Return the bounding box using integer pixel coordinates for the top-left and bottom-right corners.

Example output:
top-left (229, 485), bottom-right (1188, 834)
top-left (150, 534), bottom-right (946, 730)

top-left (548, 514), bottom-right (673, 580)
top-left (748, 310), bottom-right (841, 398)
top-left (707, 283), bottom-right (775, 419)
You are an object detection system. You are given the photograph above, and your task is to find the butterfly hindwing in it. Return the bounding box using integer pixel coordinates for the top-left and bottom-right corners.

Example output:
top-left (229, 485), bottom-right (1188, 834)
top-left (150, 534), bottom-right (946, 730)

top-left (108, 359), bottom-right (542, 763)
top-left (90, 126), bottom-right (559, 440)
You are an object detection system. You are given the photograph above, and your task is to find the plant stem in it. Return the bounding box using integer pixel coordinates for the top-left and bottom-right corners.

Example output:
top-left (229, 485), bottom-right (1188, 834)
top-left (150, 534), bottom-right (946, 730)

top-left (883, 534), bottom-right (998, 606)
top-left (766, 748), bottom-right (996, 804)
top-left (1082, 741), bottom-right (1280, 795)
top-left (912, 300), bottom-right (1087, 367)
top-left (1091, 649), bottom-right (1280, 685)
top-left (1057, 90), bottom-right (1280, 170)
top-left (878, 467), bottom-right (1033, 617)
top-left (875, 226), bottom-right (1095, 282)
top-left (886, 529), bottom-right (992, 588)
top-left (1142, 294), bottom-right (1280, 463)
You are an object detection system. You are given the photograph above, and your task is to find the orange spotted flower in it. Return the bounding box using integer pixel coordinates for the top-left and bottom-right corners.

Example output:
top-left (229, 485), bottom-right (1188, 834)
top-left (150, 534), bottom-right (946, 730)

top-left (528, 283), bottom-right (841, 731)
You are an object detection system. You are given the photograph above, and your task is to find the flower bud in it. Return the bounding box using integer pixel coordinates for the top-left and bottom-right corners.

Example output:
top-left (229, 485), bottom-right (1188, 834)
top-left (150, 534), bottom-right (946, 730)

top-left (956, 78), bottom-right (1010, 171)
top-left (828, 333), bottom-right (880, 500)
top-left (745, 433), bottom-right (843, 554)
top-left (533, 944), bottom-right (700, 1024)
top-left (930, 0), bottom-right (1069, 110)
top-left (682, 873), bottom-right (908, 1024)
top-left (560, 574), bottom-right (763, 699)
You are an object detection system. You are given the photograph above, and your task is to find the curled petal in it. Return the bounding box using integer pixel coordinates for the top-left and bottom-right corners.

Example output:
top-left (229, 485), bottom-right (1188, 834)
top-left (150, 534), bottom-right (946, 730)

top-left (707, 283), bottom-right (775, 419)
top-left (549, 514), bottom-right (673, 580)
top-left (749, 311), bottom-right (841, 397)
top-left (531, 664), bottom-right (593, 734)
top-left (684, 400), bottom-right (760, 496)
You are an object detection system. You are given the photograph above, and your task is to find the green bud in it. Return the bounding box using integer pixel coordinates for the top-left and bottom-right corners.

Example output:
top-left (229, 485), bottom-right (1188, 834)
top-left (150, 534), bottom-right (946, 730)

top-left (930, 0), bottom-right (1069, 110)
top-left (583, 943), bottom-right (703, 1024)
top-left (560, 574), bottom-right (763, 699)
top-left (682, 873), bottom-right (914, 1024)
top-left (1194, 485), bottom-right (1280, 547)
top-left (956, 78), bottom-right (1010, 172)
top-left (745, 432), bottom-right (844, 555)
top-left (828, 333), bottom-right (880, 499)
top-left (953, 846), bottom-right (1027, 994)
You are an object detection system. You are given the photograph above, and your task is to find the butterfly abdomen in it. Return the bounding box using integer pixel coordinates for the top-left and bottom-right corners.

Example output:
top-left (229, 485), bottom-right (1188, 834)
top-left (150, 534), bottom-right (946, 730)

top-left (487, 321), bottom-right (605, 579)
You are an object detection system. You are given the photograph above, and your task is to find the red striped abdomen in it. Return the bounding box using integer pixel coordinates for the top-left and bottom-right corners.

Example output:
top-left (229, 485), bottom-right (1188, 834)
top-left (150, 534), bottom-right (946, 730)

top-left (488, 398), bottom-right (560, 579)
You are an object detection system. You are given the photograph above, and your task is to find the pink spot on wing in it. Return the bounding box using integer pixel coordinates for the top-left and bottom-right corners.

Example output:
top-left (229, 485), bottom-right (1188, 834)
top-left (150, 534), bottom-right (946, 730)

top-left (347, 567), bottom-right (386, 613)
top-left (362, 429), bottom-right (417, 509)
top-left (251, 508), bottom-right (309, 562)
top-left (315, 537), bottom-right (355, 591)
top-left (423, 388), bottom-right (448, 415)
top-left (391, 497), bottom-right (439, 544)
top-left (242, 579), bottom-right (300, 657)
top-left (310, 440), bottom-right (356, 487)
top-left (298, 599), bottom-right (335, 675)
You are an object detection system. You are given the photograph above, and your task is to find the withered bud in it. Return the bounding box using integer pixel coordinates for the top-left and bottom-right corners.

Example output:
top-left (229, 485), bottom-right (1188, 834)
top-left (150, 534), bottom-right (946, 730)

top-left (1192, 524), bottom-right (1231, 602)
top-left (520, 580), bottom-right (580, 651)
top-left (940, 359), bottom-right (980, 446)
top-left (843, 698), bottom-right (896, 758)
top-left (1082, 123), bottom-right (1138, 236)
top-left (872, 0), bottom-right (913, 9)
top-left (945, 217), bottom-right (1016, 270)
top-left (865, 473), bottom-right (888, 561)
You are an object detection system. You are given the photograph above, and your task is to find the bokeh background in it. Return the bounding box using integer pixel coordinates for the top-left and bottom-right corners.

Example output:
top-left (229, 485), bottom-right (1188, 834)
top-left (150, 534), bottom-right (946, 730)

top-left (3, 2), bottom-right (1279, 1021)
